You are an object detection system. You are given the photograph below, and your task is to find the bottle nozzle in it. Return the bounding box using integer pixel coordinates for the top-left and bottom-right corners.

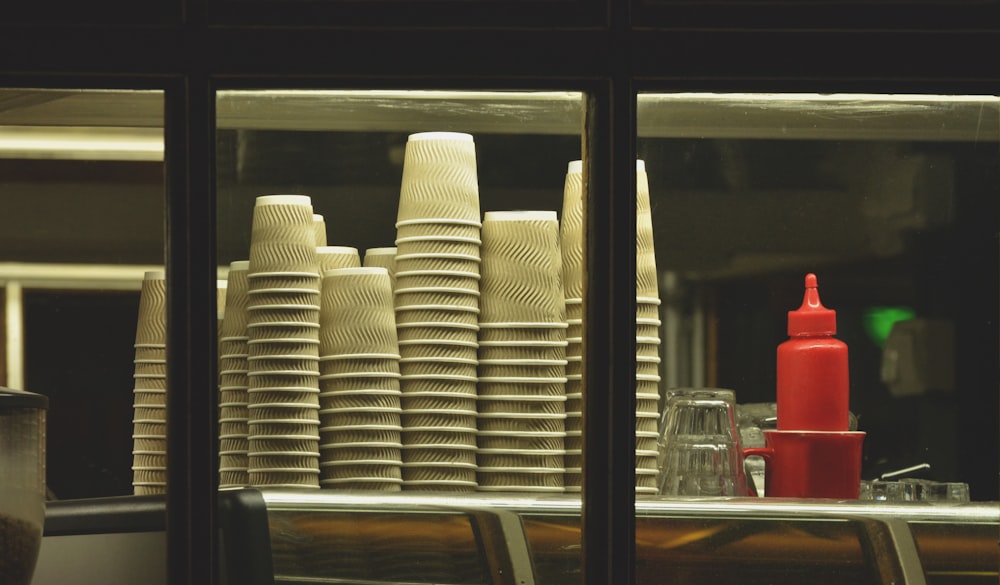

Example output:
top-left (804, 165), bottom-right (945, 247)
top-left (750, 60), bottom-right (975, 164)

top-left (788, 273), bottom-right (837, 336)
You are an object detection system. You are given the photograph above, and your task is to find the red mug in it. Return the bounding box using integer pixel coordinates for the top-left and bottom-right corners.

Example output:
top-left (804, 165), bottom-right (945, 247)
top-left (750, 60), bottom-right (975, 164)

top-left (744, 430), bottom-right (865, 499)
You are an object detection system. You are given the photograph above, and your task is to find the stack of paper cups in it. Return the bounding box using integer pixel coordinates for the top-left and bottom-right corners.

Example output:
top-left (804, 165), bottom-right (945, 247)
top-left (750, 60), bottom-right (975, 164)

top-left (394, 132), bottom-right (482, 491)
top-left (246, 194), bottom-right (322, 489)
top-left (132, 270), bottom-right (167, 495)
top-left (218, 261), bottom-right (251, 489)
top-left (634, 161), bottom-right (662, 494)
top-left (318, 267), bottom-right (403, 490)
top-left (477, 211), bottom-right (567, 493)
top-left (561, 161), bottom-right (662, 493)
top-left (560, 162), bottom-right (586, 491)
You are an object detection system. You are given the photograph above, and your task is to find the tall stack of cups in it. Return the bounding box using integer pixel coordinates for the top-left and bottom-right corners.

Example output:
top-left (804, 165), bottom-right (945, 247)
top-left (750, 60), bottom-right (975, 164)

top-left (246, 194), bottom-right (322, 489)
top-left (218, 261), bottom-right (251, 489)
top-left (635, 160), bottom-right (663, 494)
top-left (318, 267), bottom-right (403, 490)
top-left (477, 211), bottom-right (567, 493)
top-left (560, 160), bottom-right (662, 494)
top-left (394, 132), bottom-right (482, 491)
top-left (132, 270), bottom-right (167, 495)
top-left (560, 162), bottom-right (586, 491)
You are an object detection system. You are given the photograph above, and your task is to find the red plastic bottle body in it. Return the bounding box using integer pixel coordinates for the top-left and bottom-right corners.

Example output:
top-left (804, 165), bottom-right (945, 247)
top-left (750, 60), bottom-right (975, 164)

top-left (777, 336), bottom-right (849, 431)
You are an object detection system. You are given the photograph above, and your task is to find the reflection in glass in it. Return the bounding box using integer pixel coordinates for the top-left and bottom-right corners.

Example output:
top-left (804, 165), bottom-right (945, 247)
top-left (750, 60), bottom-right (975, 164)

top-left (638, 92), bottom-right (999, 500)
top-left (0, 88), bottom-right (165, 498)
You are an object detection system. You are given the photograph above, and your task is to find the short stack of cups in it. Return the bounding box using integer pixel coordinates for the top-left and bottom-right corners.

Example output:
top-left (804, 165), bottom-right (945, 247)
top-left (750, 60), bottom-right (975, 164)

top-left (132, 270), bottom-right (167, 495)
top-left (218, 260), bottom-right (251, 489)
top-left (560, 161), bottom-right (586, 492)
top-left (635, 160), bottom-right (663, 494)
top-left (394, 131), bottom-right (482, 492)
top-left (318, 267), bottom-right (403, 490)
top-left (246, 194), bottom-right (322, 489)
top-left (477, 211), bottom-right (567, 493)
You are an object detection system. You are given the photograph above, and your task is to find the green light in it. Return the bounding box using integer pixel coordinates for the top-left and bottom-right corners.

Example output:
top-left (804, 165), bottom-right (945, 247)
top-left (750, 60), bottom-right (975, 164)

top-left (863, 306), bottom-right (916, 348)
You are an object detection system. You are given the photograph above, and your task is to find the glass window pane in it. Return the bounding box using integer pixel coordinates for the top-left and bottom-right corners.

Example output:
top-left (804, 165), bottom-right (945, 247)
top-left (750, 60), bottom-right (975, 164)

top-left (0, 88), bottom-right (165, 499)
top-left (639, 92), bottom-right (999, 501)
top-left (215, 90), bottom-right (583, 577)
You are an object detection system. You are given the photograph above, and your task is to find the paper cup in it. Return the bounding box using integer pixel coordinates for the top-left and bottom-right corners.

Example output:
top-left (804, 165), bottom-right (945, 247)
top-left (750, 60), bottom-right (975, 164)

top-left (316, 246), bottom-right (361, 272)
top-left (134, 271), bottom-right (167, 346)
top-left (395, 220), bottom-right (481, 242)
top-left (477, 416), bottom-right (565, 434)
top-left (394, 269), bottom-right (480, 292)
top-left (396, 133), bottom-right (480, 225)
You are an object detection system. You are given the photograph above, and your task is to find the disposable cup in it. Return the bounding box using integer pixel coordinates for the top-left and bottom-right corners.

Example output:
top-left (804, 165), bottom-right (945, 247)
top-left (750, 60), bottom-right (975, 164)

top-left (319, 444), bottom-right (401, 461)
top-left (320, 463), bottom-right (402, 482)
top-left (477, 416), bottom-right (564, 434)
top-left (320, 425), bottom-right (401, 443)
top-left (395, 220), bottom-right (481, 241)
top-left (219, 471), bottom-right (249, 489)
top-left (478, 344), bottom-right (567, 363)
top-left (135, 271), bottom-right (167, 346)
top-left (480, 211), bottom-right (563, 323)
top-left (363, 246), bottom-right (396, 270)
top-left (248, 471), bottom-right (319, 489)
top-left (320, 410), bottom-right (401, 428)
top-left (402, 394), bottom-right (477, 413)
top-left (319, 376), bottom-right (401, 393)
top-left (476, 427), bottom-right (564, 439)
top-left (246, 273), bottom-right (321, 292)
top-left (248, 339), bottom-right (321, 357)
top-left (395, 238), bottom-right (480, 259)
top-left (476, 470), bottom-right (564, 489)
top-left (402, 449), bottom-right (477, 469)
top-left (319, 357), bottom-right (399, 378)
top-left (133, 421), bottom-right (166, 436)
top-left (477, 363), bottom-right (566, 380)
top-left (399, 345), bottom-right (480, 365)
top-left (402, 412), bottom-right (477, 430)
top-left (477, 381), bottom-right (566, 398)
top-left (246, 420), bottom-right (319, 438)
top-left (248, 196), bottom-right (317, 273)
top-left (133, 361), bottom-right (168, 377)
top-left (561, 163), bottom-right (584, 298)
top-left (220, 436), bottom-right (249, 453)
top-left (402, 428), bottom-right (476, 451)
top-left (477, 453), bottom-right (564, 470)
top-left (394, 270), bottom-right (480, 292)
top-left (133, 345), bottom-right (167, 362)
top-left (133, 452), bottom-right (168, 469)
top-left (221, 261), bottom-right (251, 339)
top-left (248, 453), bottom-right (319, 471)
top-left (395, 307), bottom-right (479, 328)
top-left (133, 469), bottom-right (168, 484)
top-left (394, 288), bottom-right (480, 310)
top-left (394, 255), bottom-right (480, 275)
top-left (396, 133), bottom-right (480, 224)
top-left (247, 307), bottom-right (320, 326)
top-left (477, 397), bottom-right (566, 416)
top-left (398, 360), bottom-right (478, 380)
top-left (477, 324), bottom-right (567, 344)
top-left (247, 371), bottom-right (320, 388)
top-left (396, 323), bottom-right (479, 344)
top-left (316, 246), bottom-right (361, 272)
top-left (313, 214), bottom-right (327, 247)
top-left (319, 479), bottom-right (403, 490)
top-left (133, 407), bottom-right (167, 423)
top-left (246, 323), bottom-right (321, 342)
top-left (133, 437), bottom-right (168, 452)
top-left (401, 464), bottom-right (478, 485)
top-left (399, 378), bottom-right (478, 395)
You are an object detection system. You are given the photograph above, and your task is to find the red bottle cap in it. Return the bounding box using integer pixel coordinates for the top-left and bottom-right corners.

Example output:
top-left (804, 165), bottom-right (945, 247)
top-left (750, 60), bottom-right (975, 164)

top-left (788, 273), bottom-right (836, 336)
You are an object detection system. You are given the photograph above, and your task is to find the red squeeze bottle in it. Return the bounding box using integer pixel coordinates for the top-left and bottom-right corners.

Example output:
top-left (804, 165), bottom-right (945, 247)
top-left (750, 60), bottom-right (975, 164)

top-left (776, 273), bottom-right (850, 431)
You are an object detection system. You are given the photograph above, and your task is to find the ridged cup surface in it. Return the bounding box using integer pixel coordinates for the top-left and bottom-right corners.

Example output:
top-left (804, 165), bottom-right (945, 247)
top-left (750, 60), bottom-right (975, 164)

top-left (396, 135), bottom-right (480, 224)
top-left (560, 164), bottom-right (585, 298)
top-left (480, 212), bottom-right (565, 324)
top-left (135, 273), bottom-right (167, 346)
